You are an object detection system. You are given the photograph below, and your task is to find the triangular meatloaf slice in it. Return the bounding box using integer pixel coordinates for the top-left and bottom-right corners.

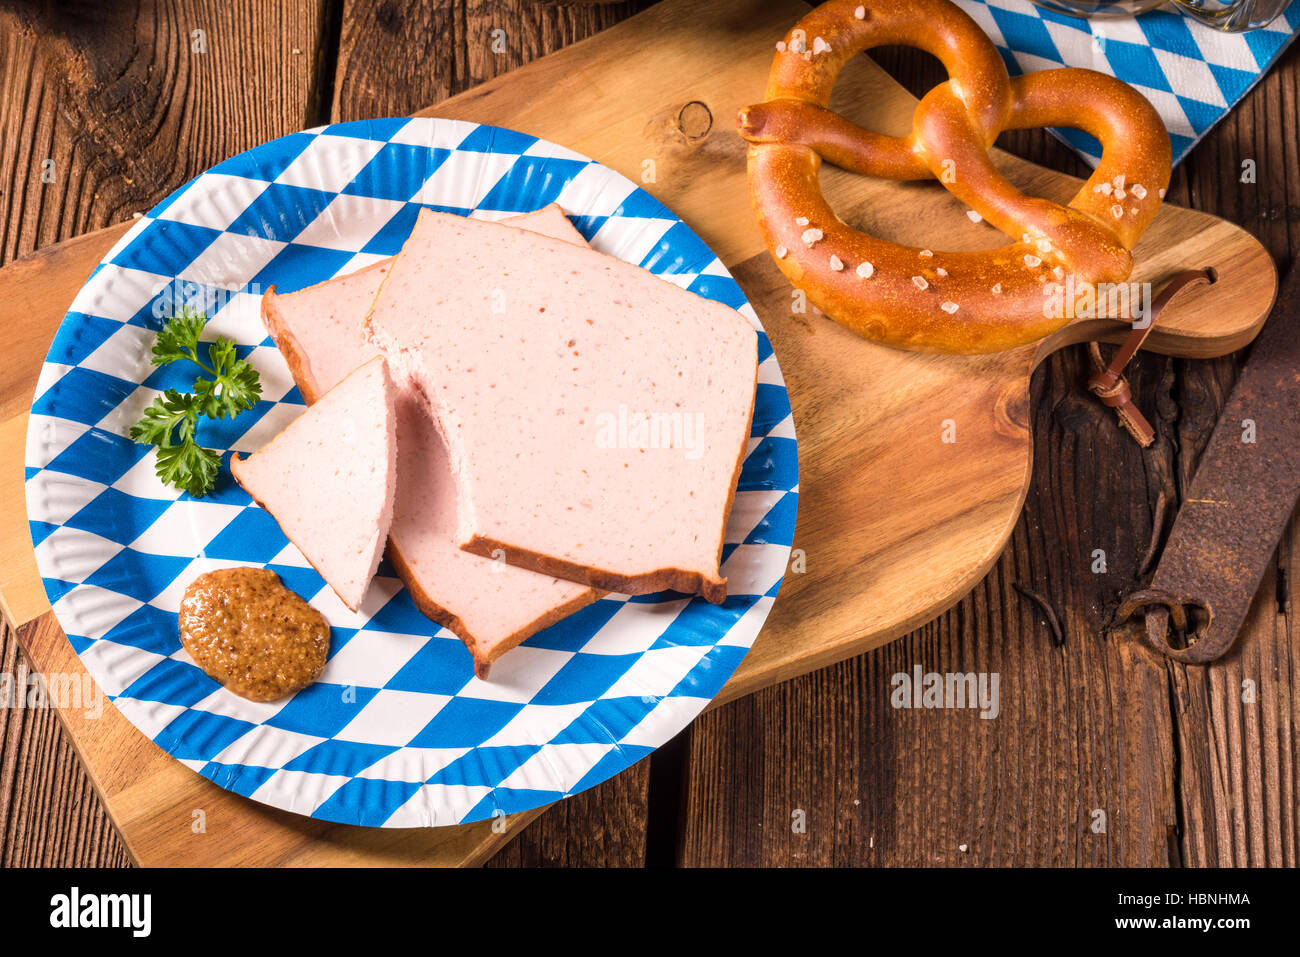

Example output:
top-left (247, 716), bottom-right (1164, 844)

top-left (366, 210), bottom-right (758, 603)
top-left (261, 204), bottom-right (598, 677)
top-left (230, 356), bottom-right (397, 612)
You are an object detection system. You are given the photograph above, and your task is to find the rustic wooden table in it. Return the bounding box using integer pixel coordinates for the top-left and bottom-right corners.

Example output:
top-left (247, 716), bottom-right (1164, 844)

top-left (1, 0), bottom-right (1296, 868)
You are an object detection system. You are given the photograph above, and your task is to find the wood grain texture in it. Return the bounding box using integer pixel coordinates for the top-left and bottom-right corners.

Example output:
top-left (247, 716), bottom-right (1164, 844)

top-left (0, 616), bottom-right (132, 866)
top-left (680, 343), bottom-right (1183, 866)
top-left (0, 0), bottom-right (331, 867)
top-left (677, 39), bottom-right (1299, 868)
top-left (484, 756), bottom-right (650, 867)
top-left (332, 0), bottom-right (656, 122)
top-left (0, 0), bottom-right (330, 261)
top-left (0, 0), bottom-right (1295, 869)
top-left (1165, 39), bottom-right (1300, 867)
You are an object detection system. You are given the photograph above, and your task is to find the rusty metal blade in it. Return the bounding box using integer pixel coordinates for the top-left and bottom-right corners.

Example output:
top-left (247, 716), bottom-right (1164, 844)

top-left (1116, 262), bottom-right (1299, 664)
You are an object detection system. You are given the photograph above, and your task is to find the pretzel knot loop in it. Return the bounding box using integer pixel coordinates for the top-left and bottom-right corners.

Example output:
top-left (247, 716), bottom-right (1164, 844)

top-left (738, 0), bottom-right (1172, 354)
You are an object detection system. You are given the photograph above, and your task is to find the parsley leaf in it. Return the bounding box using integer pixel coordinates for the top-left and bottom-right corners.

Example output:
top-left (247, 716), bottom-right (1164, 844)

top-left (194, 338), bottom-right (261, 419)
top-left (154, 440), bottom-right (221, 498)
top-left (131, 309), bottom-right (262, 498)
top-left (216, 358), bottom-right (262, 414)
top-left (150, 306), bottom-right (208, 367)
top-left (129, 389), bottom-right (200, 446)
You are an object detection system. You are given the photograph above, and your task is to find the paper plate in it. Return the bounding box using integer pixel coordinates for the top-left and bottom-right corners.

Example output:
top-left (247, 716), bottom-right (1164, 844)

top-left (24, 117), bottom-right (799, 827)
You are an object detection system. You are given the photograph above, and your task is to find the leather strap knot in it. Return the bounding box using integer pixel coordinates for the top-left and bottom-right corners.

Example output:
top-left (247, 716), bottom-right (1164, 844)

top-left (1087, 346), bottom-right (1150, 445)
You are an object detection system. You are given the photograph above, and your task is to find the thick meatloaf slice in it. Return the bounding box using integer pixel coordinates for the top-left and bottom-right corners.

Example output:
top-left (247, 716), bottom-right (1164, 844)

top-left (366, 210), bottom-right (759, 603)
top-left (230, 356), bottom-right (397, 612)
top-left (263, 204), bottom-right (586, 405)
top-left (261, 204), bottom-right (598, 677)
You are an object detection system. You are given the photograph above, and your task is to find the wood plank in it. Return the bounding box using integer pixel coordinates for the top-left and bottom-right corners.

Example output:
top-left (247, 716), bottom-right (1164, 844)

top-left (0, 0), bottom-right (330, 264)
top-left (681, 344), bottom-right (1180, 865)
top-left (678, 40), bottom-right (1299, 867)
top-left (0, 617), bottom-right (132, 866)
top-left (484, 759), bottom-right (650, 867)
top-left (332, 0), bottom-right (656, 122)
top-left (1165, 39), bottom-right (1300, 866)
top-left (0, 0), bottom-right (333, 868)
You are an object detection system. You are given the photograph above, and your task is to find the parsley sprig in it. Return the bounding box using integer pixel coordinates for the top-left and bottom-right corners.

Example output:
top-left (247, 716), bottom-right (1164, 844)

top-left (129, 307), bottom-right (261, 497)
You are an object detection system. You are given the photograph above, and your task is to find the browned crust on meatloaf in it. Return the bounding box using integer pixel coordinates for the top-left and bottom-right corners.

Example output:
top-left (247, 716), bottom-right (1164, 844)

top-left (261, 263), bottom-right (392, 405)
top-left (712, 347), bottom-right (760, 590)
top-left (385, 544), bottom-right (602, 679)
top-left (458, 535), bottom-right (727, 603)
top-left (262, 287), bottom-right (317, 404)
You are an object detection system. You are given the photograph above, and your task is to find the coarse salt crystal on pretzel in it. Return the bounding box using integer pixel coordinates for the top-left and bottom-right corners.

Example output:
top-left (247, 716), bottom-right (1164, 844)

top-left (736, 0), bottom-right (1171, 354)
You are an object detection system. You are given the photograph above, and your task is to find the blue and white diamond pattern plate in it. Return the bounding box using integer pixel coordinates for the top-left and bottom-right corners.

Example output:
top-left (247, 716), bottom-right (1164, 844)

top-left (24, 117), bottom-right (799, 828)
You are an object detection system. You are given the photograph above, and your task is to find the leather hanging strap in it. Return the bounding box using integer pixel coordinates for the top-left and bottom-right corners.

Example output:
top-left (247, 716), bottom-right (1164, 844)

top-left (1086, 269), bottom-right (1215, 447)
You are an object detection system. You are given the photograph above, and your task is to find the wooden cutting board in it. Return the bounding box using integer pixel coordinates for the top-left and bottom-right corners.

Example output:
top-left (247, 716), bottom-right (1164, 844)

top-left (0, 0), bottom-right (1277, 866)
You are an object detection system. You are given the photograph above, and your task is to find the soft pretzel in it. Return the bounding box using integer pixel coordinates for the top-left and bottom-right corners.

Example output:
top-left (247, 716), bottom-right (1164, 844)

top-left (737, 0), bottom-right (1172, 354)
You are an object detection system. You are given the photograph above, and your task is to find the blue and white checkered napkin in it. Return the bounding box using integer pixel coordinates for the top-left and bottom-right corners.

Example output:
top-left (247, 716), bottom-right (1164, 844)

top-left (954, 0), bottom-right (1300, 165)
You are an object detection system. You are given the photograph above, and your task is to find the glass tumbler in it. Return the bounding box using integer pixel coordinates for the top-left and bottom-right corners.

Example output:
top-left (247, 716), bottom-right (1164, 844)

top-left (1029, 0), bottom-right (1291, 31)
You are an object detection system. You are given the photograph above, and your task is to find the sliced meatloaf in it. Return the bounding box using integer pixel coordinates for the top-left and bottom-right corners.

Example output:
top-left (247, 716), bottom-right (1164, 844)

top-left (367, 209), bottom-right (758, 603)
top-left (230, 355), bottom-right (397, 612)
top-left (261, 204), bottom-right (597, 677)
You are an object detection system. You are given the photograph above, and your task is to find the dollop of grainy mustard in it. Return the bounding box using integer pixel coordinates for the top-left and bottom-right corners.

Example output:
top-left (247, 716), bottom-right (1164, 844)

top-left (178, 567), bottom-right (329, 702)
